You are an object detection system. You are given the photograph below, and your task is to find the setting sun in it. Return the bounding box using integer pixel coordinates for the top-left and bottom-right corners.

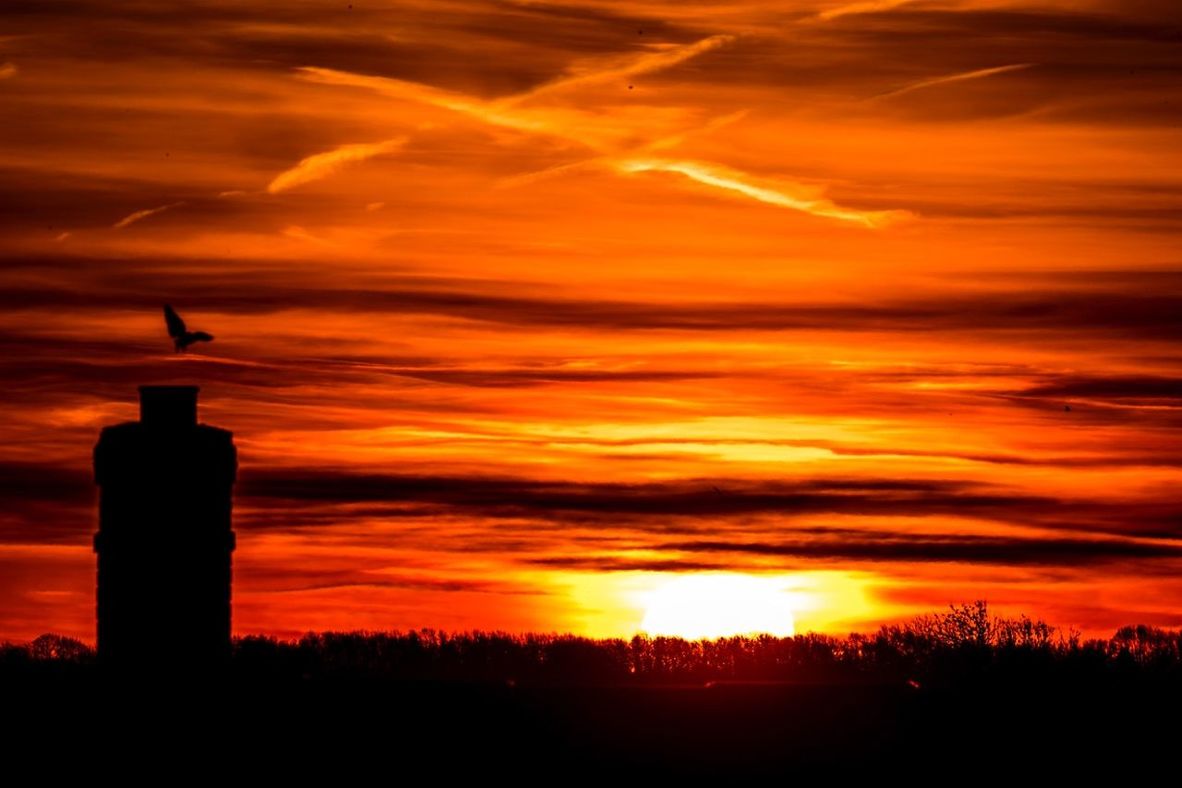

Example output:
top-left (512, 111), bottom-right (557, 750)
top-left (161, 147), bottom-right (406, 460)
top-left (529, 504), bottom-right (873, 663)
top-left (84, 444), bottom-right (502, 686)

top-left (640, 574), bottom-right (798, 639)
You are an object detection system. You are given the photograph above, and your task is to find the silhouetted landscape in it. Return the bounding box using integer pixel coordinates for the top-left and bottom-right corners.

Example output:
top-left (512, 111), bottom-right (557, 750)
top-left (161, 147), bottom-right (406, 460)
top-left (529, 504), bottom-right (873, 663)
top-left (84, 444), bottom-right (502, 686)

top-left (8, 602), bottom-right (1182, 685)
top-left (5, 603), bottom-right (1180, 774)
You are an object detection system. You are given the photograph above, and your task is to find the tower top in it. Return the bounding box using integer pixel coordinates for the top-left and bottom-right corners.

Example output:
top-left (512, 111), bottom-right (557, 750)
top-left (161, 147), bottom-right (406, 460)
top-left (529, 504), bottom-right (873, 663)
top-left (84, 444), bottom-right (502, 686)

top-left (138, 385), bottom-right (199, 428)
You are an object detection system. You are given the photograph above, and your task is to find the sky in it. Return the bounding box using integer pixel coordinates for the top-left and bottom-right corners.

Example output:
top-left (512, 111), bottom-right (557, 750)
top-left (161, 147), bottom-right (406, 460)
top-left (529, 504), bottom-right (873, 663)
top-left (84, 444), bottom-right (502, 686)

top-left (2, 0), bottom-right (1181, 643)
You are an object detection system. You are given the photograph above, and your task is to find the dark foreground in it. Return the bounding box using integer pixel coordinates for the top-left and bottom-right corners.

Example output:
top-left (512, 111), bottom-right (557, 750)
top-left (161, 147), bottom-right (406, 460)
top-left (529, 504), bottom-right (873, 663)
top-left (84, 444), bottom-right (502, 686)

top-left (5, 675), bottom-right (1179, 776)
top-left (7, 605), bottom-right (1182, 775)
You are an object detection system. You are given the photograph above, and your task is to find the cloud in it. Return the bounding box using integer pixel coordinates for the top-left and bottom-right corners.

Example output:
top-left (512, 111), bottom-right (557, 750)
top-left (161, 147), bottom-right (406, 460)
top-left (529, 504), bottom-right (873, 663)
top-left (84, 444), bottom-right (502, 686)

top-left (532, 532), bottom-right (1182, 570)
top-left (296, 66), bottom-right (565, 140)
top-left (662, 534), bottom-right (1182, 565)
top-left (383, 367), bottom-right (726, 388)
top-left (870, 63), bottom-right (1034, 101)
top-left (0, 62), bottom-right (16, 79)
top-left (1016, 375), bottom-right (1182, 402)
top-left (503, 34), bottom-right (735, 104)
top-left (3, 259), bottom-right (1182, 340)
top-left (241, 565), bottom-right (534, 596)
top-left (297, 35), bottom-right (908, 226)
top-left (616, 158), bottom-right (910, 227)
top-left (814, 0), bottom-right (918, 22)
top-left (0, 461), bottom-right (92, 507)
top-left (237, 469), bottom-right (1051, 525)
top-left (230, 468), bottom-right (1182, 544)
top-left (819, 444), bottom-right (1182, 469)
top-left (302, 35), bottom-right (733, 114)
top-left (111, 201), bottom-right (185, 229)
top-left (7, 451), bottom-right (1182, 574)
top-left (244, 468), bottom-right (968, 497)
top-left (0, 461), bottom-right (94, 546)
top-left (497, 110), bottom-right (750, 188)
top-left (267, 137), bottom-right (408, 194)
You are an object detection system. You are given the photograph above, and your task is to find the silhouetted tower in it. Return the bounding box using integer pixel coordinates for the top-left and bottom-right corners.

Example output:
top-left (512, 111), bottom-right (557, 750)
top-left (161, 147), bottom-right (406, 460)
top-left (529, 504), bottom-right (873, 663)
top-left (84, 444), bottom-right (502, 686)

top-left (93, 386), bottom-right (237, 665)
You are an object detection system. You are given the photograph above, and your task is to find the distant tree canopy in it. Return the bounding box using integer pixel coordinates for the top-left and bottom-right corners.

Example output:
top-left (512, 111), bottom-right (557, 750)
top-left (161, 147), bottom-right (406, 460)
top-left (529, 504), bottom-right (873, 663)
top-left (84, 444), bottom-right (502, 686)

top-left (4, 602), bottom-right (1182, 685)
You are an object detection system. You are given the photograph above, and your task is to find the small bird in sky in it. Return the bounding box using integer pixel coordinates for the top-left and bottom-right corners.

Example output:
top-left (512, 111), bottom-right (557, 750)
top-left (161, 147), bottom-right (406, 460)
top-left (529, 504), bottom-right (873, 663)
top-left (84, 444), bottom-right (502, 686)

top-left (163, 304), bottom-right (214, 352)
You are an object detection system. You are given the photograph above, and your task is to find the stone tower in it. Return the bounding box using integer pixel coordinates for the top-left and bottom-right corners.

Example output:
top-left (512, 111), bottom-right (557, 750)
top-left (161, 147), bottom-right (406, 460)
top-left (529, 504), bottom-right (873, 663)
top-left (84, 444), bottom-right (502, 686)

top-left (93, 386), bottom-right (236, 665)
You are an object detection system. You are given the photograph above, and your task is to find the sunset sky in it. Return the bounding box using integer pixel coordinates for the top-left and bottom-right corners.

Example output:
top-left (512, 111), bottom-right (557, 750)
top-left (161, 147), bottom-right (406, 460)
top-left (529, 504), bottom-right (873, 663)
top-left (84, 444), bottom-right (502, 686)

top-left (2, 0), bottom-right (1181, 642)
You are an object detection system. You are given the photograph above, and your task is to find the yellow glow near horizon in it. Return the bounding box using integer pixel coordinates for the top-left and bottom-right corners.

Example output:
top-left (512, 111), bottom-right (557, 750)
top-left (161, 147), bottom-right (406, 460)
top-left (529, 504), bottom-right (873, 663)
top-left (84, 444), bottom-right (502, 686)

top-left (640, 573), bottom-right (799, 639)
top-left (555, 570), bottom-right (881, 639)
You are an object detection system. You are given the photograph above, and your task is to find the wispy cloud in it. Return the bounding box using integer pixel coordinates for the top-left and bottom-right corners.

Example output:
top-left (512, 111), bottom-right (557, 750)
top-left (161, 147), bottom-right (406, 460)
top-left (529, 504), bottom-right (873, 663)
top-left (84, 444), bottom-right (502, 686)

top-left (497, 110), bottom-right (750, 189)
top-left (300, 35), bottom-right (734, 119)
top-left (111, 201), bottom-right (185, 229)
top-left (267, 137), bottom-right (408, 194)
top-left (296, 35), bottom-right (906, 227)
top-left (0, 62), bottom-right (16, 80)
top-left (617, 158), bottom-right (909, 227)
top-left (297, 67), bottom-right (556, 138)
top-left (503, 35), bottom-right (735, 105)
top-left (871, 63), bottom-right (1035, 100)
top-left (815, 0), bottom-right (918, 22)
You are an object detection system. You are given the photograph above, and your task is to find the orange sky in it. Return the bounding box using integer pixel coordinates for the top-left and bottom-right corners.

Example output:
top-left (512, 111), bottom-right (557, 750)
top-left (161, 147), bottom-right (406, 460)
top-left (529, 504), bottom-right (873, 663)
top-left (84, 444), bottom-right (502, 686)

top-left (2, 0), bottom-right (1182, 642)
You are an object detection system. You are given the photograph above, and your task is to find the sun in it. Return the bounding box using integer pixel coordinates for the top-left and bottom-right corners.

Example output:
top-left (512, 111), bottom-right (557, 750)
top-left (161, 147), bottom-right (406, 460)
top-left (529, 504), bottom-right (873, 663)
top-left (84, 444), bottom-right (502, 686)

top-left (640, 573), bottom-right (797, 639)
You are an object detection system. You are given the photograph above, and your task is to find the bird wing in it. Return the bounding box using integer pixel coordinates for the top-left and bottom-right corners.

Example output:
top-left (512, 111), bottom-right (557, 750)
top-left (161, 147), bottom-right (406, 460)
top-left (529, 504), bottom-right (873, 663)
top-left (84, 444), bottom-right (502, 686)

top-left (189, 331), bottom-right (214, 343)
top-left (163, 304), bottom-right (186, 337)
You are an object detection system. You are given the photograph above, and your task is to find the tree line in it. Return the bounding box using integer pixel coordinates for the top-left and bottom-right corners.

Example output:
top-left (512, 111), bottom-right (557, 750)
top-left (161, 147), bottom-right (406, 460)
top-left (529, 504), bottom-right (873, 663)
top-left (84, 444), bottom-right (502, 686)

top-left (4, 602), bottom-right (1181, 685)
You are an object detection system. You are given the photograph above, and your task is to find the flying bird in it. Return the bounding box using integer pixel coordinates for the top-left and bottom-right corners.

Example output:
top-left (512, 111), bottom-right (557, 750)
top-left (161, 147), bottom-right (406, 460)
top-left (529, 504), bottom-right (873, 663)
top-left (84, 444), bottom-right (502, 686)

top-left (163, 304), bottom-right (214, 352)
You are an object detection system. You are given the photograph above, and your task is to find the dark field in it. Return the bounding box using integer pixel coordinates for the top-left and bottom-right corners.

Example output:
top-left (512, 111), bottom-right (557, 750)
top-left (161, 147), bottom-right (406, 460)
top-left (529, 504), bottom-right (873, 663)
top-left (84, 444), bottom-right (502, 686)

top-left (5, 604), bottom-right (1181, 775)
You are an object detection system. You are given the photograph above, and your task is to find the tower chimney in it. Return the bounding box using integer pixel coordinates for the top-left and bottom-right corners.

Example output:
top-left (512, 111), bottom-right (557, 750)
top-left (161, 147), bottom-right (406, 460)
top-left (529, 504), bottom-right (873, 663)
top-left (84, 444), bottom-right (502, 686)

top-left (138, 385), bottom-right (198, 428)
top-left (93, 386), bottom-right (237, 668)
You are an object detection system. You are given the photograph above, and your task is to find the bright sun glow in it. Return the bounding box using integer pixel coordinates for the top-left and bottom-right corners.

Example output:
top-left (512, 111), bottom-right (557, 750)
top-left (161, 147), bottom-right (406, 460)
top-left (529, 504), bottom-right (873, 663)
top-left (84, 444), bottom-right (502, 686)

top-left (640, 573), bottom-right (798, 639)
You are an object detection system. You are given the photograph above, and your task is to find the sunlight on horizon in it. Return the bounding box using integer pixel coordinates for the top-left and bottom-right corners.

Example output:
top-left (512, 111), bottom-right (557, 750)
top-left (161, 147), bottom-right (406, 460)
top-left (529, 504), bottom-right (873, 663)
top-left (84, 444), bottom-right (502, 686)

top-left (551, 570), bottom-right (881, 640)
top-left (640, 574), bottom-right (799, 638)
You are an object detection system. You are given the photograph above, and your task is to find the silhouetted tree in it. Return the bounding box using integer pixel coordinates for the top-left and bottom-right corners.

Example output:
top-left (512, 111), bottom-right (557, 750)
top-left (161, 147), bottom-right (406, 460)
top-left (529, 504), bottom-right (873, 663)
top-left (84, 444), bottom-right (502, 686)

top-left (29, 633), bottom-right (92, 662)
top-left (7, 603), bottom-right (1182, 688)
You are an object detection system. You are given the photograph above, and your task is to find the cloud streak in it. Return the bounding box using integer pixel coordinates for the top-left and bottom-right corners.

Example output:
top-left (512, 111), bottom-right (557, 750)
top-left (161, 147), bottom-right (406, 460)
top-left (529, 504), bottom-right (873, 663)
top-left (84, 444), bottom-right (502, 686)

top-left (267, 138), bottom-right (408, 194)
top-left (503, 34), bottom-right (735, 104)
top-left (234, 468), bottom-right (1182, 542)
top-left (8, 260), bottom-right (1181, 339)
top-left (871, 63), bottom-right (1035, 100)
top-left (617, 158), bottom-right (909, 227)
top-left (533, 532), bottom-right (1182, 570)
top-left (111, 201), bottom-right (185, 229)
top-left (295, 34), bottom-right (906, 226)
top-left (815, 0), bottom-right (918, 22)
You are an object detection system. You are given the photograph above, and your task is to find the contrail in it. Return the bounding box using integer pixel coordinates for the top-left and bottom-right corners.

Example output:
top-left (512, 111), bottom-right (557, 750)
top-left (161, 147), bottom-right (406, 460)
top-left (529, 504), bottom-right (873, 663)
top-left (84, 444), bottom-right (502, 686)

top-left (645, 109), bottom-right (751, 153)
top-left (295, 36), bottom-right (736, 148)
top-left (870, 63), bottom-right (1034, 100)
top-left (298, 68), bottom-right (557, 138)
top-left (616, 158), bottom-right (909, 228)
top-left (502, 35), bottom-right (735, 105)
top-left (112, 201), bottom-right (185, 229)
top-left (267, 137), bottom-right (407, 193)
top-left (815, 0), bottom-right (917, 22)
top-left (498, 110), bottom-right (750, 189)
top-left (294, 34), bottom-right (910, 227)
